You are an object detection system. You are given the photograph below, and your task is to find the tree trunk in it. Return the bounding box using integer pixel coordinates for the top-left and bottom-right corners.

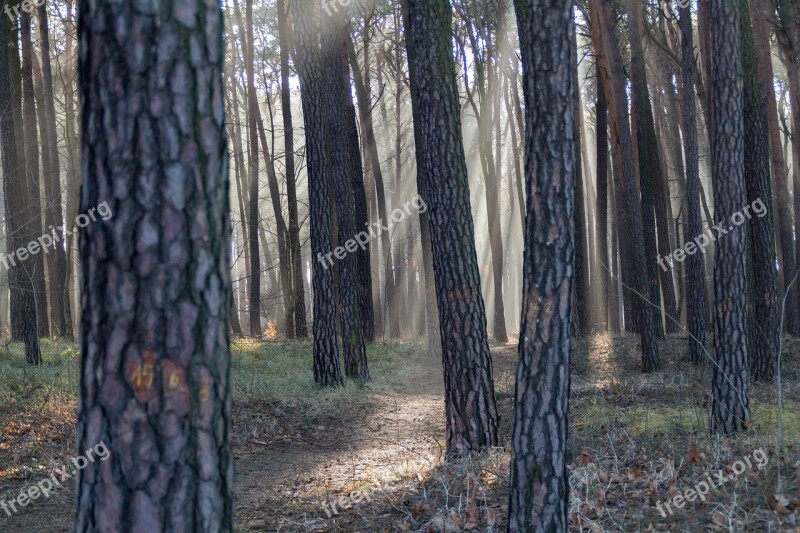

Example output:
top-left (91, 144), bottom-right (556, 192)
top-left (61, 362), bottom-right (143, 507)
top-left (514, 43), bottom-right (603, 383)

top-left (403, 0), bottom-right (499, 455)
top-left (739, 0), bottom-right (780, 381)
top-left (0, 14), bottom-right (40, 364)
top-left (63, 0), bottom-right (79, 339)
top-left (19, 11), bottom-right (49, 338)
top-left (37, 4), bottom-right (69, 338)
top-left (507, 1), bottom-right (574, 529)
top-left (596, 62), bottom-right (610, 332)
top-left (244, 0), bottom-right (261, 336)
top-left (755, 0), bottom-right (800, 337)
top-left (573, 28), bottom-right (590, 338)
top-left (710, 0), bottom-right (750, 435)
top-left (277, 0), bottom-right (307, 338)
top-left (76, 0), bottom-right (234, 527)
top-left (680, 5), bottom-right (707, 366)
top-left (627, 0), bottom-right (675, 335)
top-left (589, 0), bottom-right (660, 371)
top-left (340, 41), bottom-right (375, 345)
top-left (293, 0), bottom-right (344, 387)
top-left (319, 17), bottom-right (369, 379)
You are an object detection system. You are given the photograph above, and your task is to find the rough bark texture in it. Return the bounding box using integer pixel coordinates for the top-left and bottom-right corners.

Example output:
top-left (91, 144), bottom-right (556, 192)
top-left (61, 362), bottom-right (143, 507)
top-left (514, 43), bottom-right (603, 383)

top-left (341, 43), bottom-right (375, 348)
top-left (403, 0), bottom-right (499, 455)
top-left (293, 0), bottom-right (344, 387)
top-left (0, 14), bottom-right (40, 364)
top-left (680, 5), bottom-right (707, 366)
top-left (710, 0), bottom-right (751, 435)
top-left (322, 15), bottom-right (369, 379)
top-left (589, 0), bottom-right (660, 371)
top-left (739, 0), bottom-right (780, 381)
top-left (76, 0), bottom-right (234, 528)
top-left (507, 0), bottom-right (574, 530)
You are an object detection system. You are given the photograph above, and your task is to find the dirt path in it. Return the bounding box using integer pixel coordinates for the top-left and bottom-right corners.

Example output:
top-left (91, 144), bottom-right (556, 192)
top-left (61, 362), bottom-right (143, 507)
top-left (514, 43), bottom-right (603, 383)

top-left (1, 343), bottom-right (457, 533)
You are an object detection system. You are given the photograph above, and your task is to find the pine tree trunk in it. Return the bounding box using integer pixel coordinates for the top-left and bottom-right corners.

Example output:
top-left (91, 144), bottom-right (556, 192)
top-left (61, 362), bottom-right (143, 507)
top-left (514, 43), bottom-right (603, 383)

top-left (0, 14), bottom-right (40, 364)
top-left (76, 0), bottom-right (234, 527)
top-left (244, 0), bottom-right (261, 336)
top-left (680, 5), bottom-right (707, 366)
top-left (759, 0), bottom-right (800, 336)
top-left (739, 0), bottom-right (780, 381)
top-left (20, 12), bottom-right (49, 338)
top-left (627, 0), bottom-right (675, 335)
top-left (573, 27), bottom-right (590, 338)
top-left (37, 4), bottom-right (69, 338)
top-left (293, 0), bottom-right (344, 387)
top-left (63, 0), bottom-right (79, 339)
top-left (710, 0), bottom-right (750, 435)
top-left (277, 0), bottom-right (308, 338)
top-left (319, 17), bottom-right (369, 379)
top-left (596, 62), bottom-right (611, 332)
top-left (403, 0), bottom-right (498, 455)
top-left (507, 1), bottom-right (574, 529)
top-left (589, 0), bottom-right (660, 371)
top-left (340, 41), bottom-right (375, 345)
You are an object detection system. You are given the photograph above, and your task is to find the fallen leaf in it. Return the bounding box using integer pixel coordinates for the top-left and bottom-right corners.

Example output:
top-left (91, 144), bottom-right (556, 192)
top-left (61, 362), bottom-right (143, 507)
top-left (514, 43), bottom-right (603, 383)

top-left (574, 452), bottom-right (593, 466)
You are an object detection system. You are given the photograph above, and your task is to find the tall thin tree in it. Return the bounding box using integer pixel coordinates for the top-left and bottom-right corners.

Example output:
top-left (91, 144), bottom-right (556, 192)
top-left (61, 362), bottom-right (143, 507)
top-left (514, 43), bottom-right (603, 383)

top-left (507, 0), bottom-right (575, 529)
top-left (710, 0), bottom-right (750, 435)
top-left (403, 0), bottom-right (499, 455)
top-left (293, 0), bottom-right (344, 387)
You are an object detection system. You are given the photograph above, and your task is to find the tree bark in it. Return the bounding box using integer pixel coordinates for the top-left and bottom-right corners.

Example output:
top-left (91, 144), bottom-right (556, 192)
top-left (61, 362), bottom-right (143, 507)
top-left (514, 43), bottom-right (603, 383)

top-left (293, 0), bottom-right (344, 387)
top-left (627, 0), bottom-right (676, 335)
top-left (244, 0), bottom-right (261, 336)
top-left (76, 0), bottom-right (234, 527)
top-left (507, 0), bottom-right (574, 529)
top-left (320, 16), bottom-right (369, 379)
top-left (0, 14), bottom-right (40, 364)
top-left (766, 0), bottom-right (800, 336)
top-left (710, 0), bottom-right (750, 435)
top-left (589, 0), bottom-right (661, 371)
top-left (739, 0), bottom-right (780, 381)
top-left (680, 5), bottom-right (707, 366)
top-left (403, 0), bottom-right (499, 455)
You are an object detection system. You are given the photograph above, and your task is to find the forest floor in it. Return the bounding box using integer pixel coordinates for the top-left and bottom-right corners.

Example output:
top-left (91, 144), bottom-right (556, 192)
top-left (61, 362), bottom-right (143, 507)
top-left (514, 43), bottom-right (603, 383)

top-left (0, 334), bottom-right (799, 532)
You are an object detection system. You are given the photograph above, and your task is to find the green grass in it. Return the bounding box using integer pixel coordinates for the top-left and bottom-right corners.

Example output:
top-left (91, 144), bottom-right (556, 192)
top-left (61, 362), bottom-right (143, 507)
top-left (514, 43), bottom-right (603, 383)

top-left (231, 339), bottom-right (437, 412)
top-left (574, 400), bottom-right (800, 439)
top-left (0, 338), bottom-right (437, 416)
top-left (0, 339), bottom-right (80, 410)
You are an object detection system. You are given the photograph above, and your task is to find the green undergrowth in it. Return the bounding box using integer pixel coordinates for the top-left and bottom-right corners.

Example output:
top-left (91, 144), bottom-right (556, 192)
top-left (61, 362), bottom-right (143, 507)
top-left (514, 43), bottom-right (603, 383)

top-left (0, 339), bottom-right (80, 409)
top-left (574, 400), bottom-right (800, 440)
top-left (231, 340), bottom-right (436, 413)
top-left (0, 338), bottom-right (435, 415)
